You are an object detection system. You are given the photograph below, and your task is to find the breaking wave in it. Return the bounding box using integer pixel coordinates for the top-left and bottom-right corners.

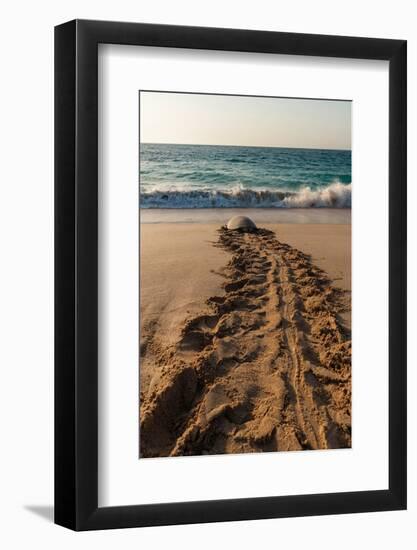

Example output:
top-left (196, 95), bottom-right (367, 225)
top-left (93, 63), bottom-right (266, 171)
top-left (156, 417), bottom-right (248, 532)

top-left (140, 182), bottom-right (351, 209)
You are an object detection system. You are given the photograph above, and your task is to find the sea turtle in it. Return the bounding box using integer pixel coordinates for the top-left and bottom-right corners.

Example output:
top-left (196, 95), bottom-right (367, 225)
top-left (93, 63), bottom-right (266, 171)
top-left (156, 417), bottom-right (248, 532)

top-left (226, 215), bottom-right (257, 232)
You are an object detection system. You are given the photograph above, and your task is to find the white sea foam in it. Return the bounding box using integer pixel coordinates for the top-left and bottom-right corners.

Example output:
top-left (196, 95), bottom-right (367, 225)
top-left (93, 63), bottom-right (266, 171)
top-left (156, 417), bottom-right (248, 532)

top-left (140, 181), bottom-right (351, 209)
top-left (282, 182), bottom-right (351, 208)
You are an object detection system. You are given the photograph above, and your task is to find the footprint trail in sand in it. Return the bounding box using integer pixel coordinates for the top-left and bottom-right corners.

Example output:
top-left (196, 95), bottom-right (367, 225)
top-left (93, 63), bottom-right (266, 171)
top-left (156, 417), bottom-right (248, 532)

top-left (140, 227), bottom-right (351, 457)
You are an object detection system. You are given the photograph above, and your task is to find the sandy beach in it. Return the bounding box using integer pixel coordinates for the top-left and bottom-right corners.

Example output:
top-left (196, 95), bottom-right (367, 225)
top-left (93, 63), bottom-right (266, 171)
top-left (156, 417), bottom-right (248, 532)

top-left (139, 210), bottom-right (351, 457)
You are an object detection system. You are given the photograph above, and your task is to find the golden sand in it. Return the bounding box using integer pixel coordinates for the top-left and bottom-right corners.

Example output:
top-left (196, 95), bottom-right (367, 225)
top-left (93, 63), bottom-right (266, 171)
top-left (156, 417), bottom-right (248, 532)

top-left (139, 221), bottom-right (351, 457)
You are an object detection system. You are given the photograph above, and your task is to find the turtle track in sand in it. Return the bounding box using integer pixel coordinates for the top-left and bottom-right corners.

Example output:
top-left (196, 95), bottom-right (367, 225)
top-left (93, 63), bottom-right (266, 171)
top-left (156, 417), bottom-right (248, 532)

top-left (140, 227), bottom-right (351, 457)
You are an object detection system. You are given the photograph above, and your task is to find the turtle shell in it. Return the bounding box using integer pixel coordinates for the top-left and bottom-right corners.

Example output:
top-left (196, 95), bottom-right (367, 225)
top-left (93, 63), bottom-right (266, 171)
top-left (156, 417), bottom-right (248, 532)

top-left (226, 215), bottom-right (257, 231)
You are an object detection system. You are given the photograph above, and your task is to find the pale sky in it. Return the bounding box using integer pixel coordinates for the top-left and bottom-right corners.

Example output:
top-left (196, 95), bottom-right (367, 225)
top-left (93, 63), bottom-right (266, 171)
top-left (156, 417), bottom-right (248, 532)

top-left (140, 91), bottom-right (351, 150)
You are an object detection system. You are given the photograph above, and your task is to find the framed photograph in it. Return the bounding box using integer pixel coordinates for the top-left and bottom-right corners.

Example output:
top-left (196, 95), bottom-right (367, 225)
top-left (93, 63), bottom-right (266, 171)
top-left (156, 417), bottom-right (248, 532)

top-left (55, 20), bottom-right (406, 530)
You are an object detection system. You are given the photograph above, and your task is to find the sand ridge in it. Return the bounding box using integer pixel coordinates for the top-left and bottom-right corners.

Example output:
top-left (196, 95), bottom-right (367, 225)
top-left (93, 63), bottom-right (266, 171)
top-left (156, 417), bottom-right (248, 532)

top-left (140, 226), bottom-right (351, 457)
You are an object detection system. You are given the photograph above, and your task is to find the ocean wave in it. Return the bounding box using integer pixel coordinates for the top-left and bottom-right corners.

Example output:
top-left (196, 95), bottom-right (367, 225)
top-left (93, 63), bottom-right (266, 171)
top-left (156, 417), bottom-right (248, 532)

top-left (140, 182), bottom-right (351, 209)
top-left (282, 182), bottom-right (351, 208)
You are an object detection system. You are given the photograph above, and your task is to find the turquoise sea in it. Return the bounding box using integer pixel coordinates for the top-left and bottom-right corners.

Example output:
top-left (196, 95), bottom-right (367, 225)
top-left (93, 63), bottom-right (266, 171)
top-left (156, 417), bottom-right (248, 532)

top-left (140, 143), bottom-right (351, 209)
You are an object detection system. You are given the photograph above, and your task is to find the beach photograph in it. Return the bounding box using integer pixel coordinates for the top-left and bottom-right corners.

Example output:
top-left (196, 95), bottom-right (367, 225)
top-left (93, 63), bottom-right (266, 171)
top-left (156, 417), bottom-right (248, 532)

top-left (139, 91), bottom-right (352, 458)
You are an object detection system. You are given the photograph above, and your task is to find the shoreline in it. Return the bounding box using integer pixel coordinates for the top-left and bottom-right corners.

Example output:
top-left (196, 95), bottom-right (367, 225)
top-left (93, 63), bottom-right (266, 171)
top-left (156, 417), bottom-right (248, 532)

top-left (140, 207), bottom-right (351, 225)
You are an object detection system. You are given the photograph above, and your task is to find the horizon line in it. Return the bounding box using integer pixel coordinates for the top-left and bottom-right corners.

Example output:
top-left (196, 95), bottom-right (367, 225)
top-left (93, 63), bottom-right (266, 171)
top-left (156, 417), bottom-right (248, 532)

top-left (140, 142), bottom-right (352, 152)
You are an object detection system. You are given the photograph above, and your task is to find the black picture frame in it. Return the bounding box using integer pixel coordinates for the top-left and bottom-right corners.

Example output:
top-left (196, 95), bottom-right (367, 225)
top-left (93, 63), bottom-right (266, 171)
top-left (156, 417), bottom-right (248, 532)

top-left (55, 19), bottom-right (407, 531)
